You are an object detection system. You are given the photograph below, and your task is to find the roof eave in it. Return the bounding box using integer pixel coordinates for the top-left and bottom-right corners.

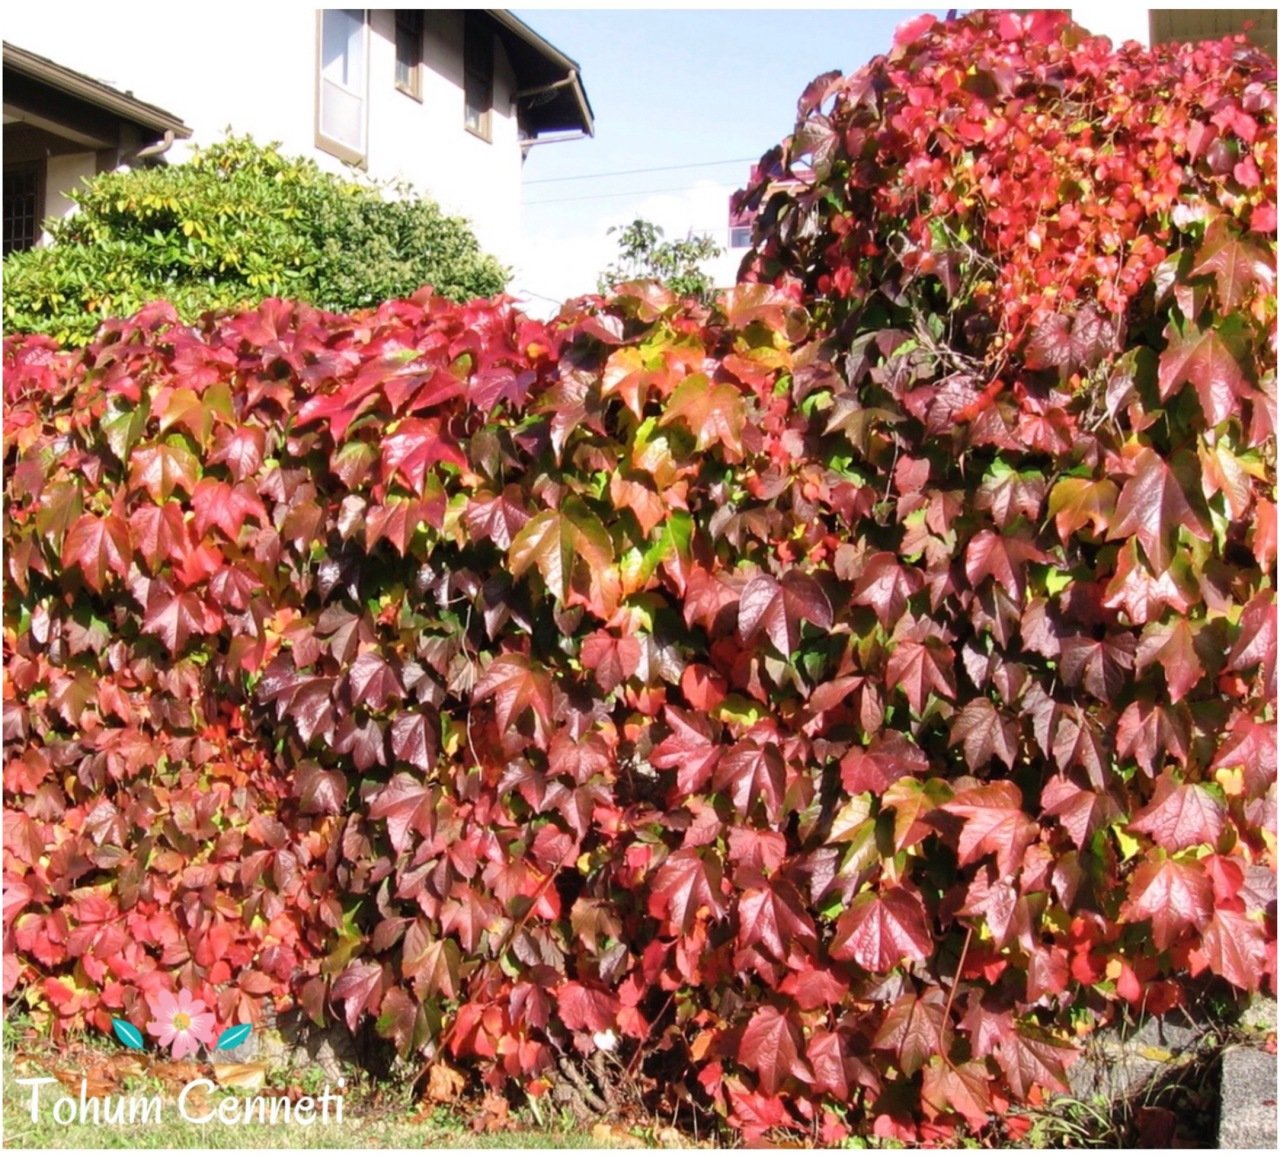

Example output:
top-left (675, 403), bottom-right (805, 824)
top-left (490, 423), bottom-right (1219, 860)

top-left (2, 41), bottom-right (192, 139)
top-left (484, 10), bottom-right (595, 138)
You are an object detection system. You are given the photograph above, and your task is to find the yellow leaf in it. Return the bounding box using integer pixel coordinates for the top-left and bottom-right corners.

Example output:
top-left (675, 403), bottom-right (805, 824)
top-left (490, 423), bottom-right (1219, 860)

top-left (1215, 764), bottom-right (1245, 797)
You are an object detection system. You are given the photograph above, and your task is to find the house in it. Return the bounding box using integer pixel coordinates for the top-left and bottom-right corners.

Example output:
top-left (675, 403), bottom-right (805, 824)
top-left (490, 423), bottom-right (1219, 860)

top-left (1069, 6), bottom-right (1276, 53)
top-left (2, 43), bottom-right (191, 255)
top-left (1, 9), bottom-right (593, 265)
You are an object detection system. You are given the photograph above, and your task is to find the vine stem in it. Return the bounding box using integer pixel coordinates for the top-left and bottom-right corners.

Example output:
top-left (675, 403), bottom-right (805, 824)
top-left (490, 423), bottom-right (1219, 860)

top-left (625, 990), bottom-right (675, 1079)
top-left (941, 923), bottom-right (974, 1068)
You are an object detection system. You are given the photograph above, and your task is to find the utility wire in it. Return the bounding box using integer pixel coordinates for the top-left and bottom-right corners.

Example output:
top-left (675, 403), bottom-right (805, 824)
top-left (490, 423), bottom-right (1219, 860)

top-left (525, 181), bottom-right (743, 207)
top-left (524, 156), bottom-right (759, 185)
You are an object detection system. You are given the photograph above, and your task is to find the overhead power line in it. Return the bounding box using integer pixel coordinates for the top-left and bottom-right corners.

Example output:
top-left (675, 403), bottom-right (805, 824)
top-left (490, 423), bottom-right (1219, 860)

top-left (524, 156), bottom-right (759, 185)
top-left (525, 181), bottom-right (744, 207)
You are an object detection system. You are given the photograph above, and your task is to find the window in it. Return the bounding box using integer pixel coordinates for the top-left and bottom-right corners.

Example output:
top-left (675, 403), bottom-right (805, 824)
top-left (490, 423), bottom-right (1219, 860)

top-left (317, 8), bottom-right (368, 163)
top-left (3, 164), bottom-right (41, 255)
top-left (730, 226), bottom-right (753, 249)
top-left (395, 9), bottom-right (423, 99)
top-left (464, 13), bottom-right (493, 140)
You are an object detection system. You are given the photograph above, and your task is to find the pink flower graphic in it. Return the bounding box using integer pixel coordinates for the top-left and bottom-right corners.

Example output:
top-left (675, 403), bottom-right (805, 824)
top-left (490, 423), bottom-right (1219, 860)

top-left (145, 988), bottom-right (217, 1059)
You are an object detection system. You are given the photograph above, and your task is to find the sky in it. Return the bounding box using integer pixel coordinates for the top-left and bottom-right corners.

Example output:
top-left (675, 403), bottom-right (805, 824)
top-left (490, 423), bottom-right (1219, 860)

top-left (508, 5), bottom-right (948, 308)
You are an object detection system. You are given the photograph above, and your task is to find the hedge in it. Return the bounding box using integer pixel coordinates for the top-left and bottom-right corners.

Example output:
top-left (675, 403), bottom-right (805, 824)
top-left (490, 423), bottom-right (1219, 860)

top-left (3, 10), bottom-right (1275, 1145)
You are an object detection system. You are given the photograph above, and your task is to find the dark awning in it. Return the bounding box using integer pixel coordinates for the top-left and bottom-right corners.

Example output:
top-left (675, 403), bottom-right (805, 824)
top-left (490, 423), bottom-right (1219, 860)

top-left (484, 11), bottom-right (594, 138)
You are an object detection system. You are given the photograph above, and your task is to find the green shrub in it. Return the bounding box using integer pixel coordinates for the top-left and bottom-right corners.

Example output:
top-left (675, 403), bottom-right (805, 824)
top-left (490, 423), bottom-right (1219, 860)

top-left (2, 136), bottom-right (508, 345)
top-left (597, 217), bottom-right (723, 302)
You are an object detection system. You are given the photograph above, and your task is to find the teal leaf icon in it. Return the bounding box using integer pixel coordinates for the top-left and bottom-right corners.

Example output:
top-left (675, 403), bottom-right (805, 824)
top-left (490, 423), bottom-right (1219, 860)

top-left (216, 1024), bottom-right (253, 1052)
top-left (112, 1018), bottom-right (145, 1050)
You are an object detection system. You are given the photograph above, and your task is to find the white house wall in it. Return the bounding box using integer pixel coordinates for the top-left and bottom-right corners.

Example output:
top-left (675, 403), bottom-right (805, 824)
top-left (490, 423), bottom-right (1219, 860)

top-left (42, 152), bottom-right (98, 223)
top-left (365, 9), bottom-right (523, 263)
top-left (3, 6), bottom-right (527, 267)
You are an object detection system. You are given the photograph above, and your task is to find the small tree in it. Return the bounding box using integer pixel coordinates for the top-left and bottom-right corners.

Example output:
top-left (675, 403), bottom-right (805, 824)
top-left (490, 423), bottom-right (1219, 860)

top-left (2, 135), bottom-right (508, 345)
top-left (597, 217), bottom-right (722, 301)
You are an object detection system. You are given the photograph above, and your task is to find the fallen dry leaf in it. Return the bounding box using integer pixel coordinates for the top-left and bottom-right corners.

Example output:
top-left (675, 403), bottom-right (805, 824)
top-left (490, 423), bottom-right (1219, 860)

top-left (50, 1068), bottom-right (115, 1098)
top-left (591, 1122), bottom-right (646, 1149)
top-left (148, 1060), bottom-right (205, 1091)
top-left (423, 1060), bottom-right (466, 1104)
top-left (103, 1055), bottom-right (146, 1081)
top-left (469, 1090), bottom-right (511, 1133)
top-left (213, 1062), bottom-right (267, 1091)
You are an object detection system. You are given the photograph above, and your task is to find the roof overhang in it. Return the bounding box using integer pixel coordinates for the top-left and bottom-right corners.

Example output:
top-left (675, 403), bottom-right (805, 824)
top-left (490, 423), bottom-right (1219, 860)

top-left (484, 11), bottom-right (594, 139)
top-left (3, 41), bottom-right (191, 142)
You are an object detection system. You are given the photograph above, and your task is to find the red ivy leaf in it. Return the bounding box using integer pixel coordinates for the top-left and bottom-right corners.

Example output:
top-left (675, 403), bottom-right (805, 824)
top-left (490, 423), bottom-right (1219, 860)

top-left (141, 586), bottom-right (207, 654)
top-left (331, 960), bottom-right (384, 1033)
top-left (943, 782), bottom-right (1037, 878)
top-left (1128, 779), bottom-right (1226, 852)
top-left (209, 424), bottom-right (265, 483)
top-left (651, 707), bottom-right (722, 797)
top-left (659, 373), bottom-right (746, 456)
top-left (738, 570), bottom-right (834, 655)
top-left (1211, 713), bottom-right (1276, 799)
top-left (806, 1030), bottom-right (851, 1100)
top-left (389, 712), bottom-right (438, 773)
top-left (1109, 449), bottom-right (1211, 575)
top-left (129, 440), bottom-right (200, 503)
top-left (737, 876), bottom-right (818, 961)
top-left (1041, 775), bottom-right (1122, 850)
top-left (964, 528), bottom-right (1048, 603)
top-left (714, 739), bottom-right (787, 824)
top-left (851, 553), bottom-right (924, 626)
top-left (463, 488), bottom-right (531, 551)
top-left (1192, 909), bottom-right (1268, 990)
top-left (381, 417), bottom-right (467, 495)
top-left (348, 652), bottom-right (405, 711)
top-left (738, 1004), bottom-right (815, 1096)
top-left (368, 773), bottom-right (437, 855)
top-left (1190, 216), bottom-right (1271, 313)
top-left (1047, 476), bottom-right (1118, 543)
top-left (295, 765), bottom-right (347, 815)
top-left (1136, 620), bottom-right (1205, 704)
top-left (647, 847), bottom-right (726, 933)
top-left (557, 981), bottom-right (620, 1034)
top-left (841, 731), bottom-right (930, 795)
top-left (1025, 304), bottom-right (1116, 376)
top-left (1157, 319), bottom-right (1250, 428)
top-left (996, 1028), bottom-right (1077, 1099)
top-left (872, 987), bottom-right (946, 1077)
top-left (1120, 856), bottom-right (1212, 950)
top-left (1226, 592), bottom-right (1277, 698)
top-left (885, 637), bottom-right (956, 714)
top-left (882, 776), bottom-right (953, 852)
top-left (472, 655), bottom-right (555, 742)
top-left (62, 514), bottom-right (131, 594)
top-left (949, 699), bottom-right (1019, 773)
top-left (508, 504), bottom-right (615, 613)
top-left (921, 1056), bottom-right (992, 1131)
top-left (1058, 633), bottom-right (1136, 701)
top-left (830, 887), bottom-right (932, 973)
top-left (190, 479), bottom-right (267, 541)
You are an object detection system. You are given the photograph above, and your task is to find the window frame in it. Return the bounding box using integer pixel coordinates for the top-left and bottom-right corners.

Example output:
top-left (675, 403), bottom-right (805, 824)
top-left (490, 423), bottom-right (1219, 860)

top-left (3, 161), bottom-right (44, 256)
top-left (394, 9), bottom-right (424, 101)
top-left (315, 8), bottom-right (370, 165)
top-left (463, 12), bottom-right (494, 142)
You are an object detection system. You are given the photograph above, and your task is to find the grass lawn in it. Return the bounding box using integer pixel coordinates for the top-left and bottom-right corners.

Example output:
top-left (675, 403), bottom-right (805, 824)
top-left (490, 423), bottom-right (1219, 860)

top-left (1, 1019), bottom-right (661, 1149)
